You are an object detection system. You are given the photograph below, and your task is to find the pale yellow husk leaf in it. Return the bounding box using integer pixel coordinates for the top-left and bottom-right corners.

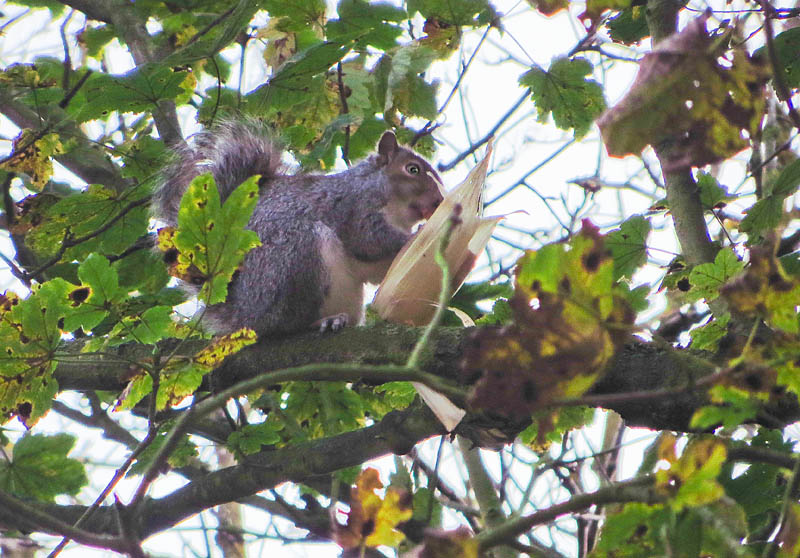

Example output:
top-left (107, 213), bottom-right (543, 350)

top-left (373, 143), bottom-right (498, 431)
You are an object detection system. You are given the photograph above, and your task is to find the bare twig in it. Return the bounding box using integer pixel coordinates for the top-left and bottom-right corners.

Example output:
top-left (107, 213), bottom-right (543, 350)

top-left (24, 195), bottom-right (151, 280)
top-left (336, 62), bottom-right (351, 166)
top-left (438, 91), bottom-right (529, 172)
top-left (756, 0), bottom-right (800, 130)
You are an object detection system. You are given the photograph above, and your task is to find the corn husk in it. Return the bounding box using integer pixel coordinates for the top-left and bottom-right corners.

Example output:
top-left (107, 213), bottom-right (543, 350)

top-left (373, 143), bottom-right (499, 431)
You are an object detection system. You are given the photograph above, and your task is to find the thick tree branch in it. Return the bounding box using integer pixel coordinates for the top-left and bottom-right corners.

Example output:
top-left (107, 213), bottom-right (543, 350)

top-left (644, 0), bottom-right (717, 268)
top-left (52, 325), bottom-right (800, 434)
top-left (51, 324), bottom-right (800, 433)
top-left (0, 403), bottom-right (442, 539)
top-left (2, 407), bottom-right (798, 545)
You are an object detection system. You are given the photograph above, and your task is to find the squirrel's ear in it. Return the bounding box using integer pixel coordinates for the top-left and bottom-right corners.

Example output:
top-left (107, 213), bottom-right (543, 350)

top-left (377, 131), bottom-right (399, 163)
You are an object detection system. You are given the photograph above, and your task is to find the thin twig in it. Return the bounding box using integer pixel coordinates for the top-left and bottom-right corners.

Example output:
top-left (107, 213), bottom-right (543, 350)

top-left (47, 424), bottom-right (160, 558)
top-left (59, 11), bottom-right (75, 91)
top-left (756, 0), bottom-right (800, 130)
top-left (59, 69), bottom-right (93, 109)
top-left (0, 491), bottom-right (126, 552)
top-left (438, 91), bottom-right (529, 172)
top-left (336, 62), bottom-right (351, 166)
top-left (484, 138), bottom-right (576, 207)
top-left (764, 451), bottom-right (800, 558)
top-left (128, 362), bottom-right (468, 515)
top-left (406, 206), bottom-right (461, 368)
top-left (25, 195), bottom-right (151, 280)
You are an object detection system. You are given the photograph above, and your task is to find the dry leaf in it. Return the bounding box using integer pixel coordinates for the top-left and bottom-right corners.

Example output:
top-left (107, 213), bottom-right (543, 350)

top-left (373, 143), bottom-right (498, 431)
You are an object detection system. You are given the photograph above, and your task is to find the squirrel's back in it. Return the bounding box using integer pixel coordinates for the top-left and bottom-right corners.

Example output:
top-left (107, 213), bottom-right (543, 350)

top-left (153, 118), bottom-right (286, 226)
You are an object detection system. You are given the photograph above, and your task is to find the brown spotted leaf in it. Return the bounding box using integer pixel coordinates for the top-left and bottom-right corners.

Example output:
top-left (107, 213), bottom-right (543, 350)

top-left (598, 15), bottom-right (767, 172)
top-left (0, 130), bottom-right (63, 192)
top-left (721, 246), bottom-right (800, 333)
top-left (463, 221), bottom-right (635, 422)
top-left (194, 328), bottom-right (258, 368)
top-left (170, 173), bottom-right (261, 305)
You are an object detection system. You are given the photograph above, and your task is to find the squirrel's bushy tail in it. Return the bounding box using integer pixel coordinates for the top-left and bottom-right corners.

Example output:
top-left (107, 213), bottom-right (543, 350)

top-left (152, 118), bottom-right (285, 225)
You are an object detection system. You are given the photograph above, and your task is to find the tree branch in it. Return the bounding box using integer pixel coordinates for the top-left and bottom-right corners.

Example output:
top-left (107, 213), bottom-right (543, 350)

top-left (644, 0), bottom-right (717, 268)
top-left (475, 477), bottom-right (661, 552)
top-left (0, 403), bottom-right (442, 539)
top-left (52, 324), bottom-right (800, 433)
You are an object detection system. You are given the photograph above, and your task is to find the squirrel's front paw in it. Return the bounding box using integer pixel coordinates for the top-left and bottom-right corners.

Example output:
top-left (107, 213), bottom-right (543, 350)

top-left (314, 313), bottom-right (349, 333)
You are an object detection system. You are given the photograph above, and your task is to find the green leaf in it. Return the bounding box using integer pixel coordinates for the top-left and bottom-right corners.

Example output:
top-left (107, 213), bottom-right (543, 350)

top-left (769, 157), bottom-right (800, 197)
top-left (8, 0), bottom-right (65, 17)
top-left (758, 27), bottom-right (800, 89)
top-left (263, 0), bottom-right (327, 29)
top-left (80, 24), bottom-right (116, 58)
top-left (519, 57), bottom-right (606, 138)
top-left (119, 135), bottom-right (168, 181)
top-left (779, 250), bottom-right (800, 277)
top-left (697, 172), bottom-right (736, 210)
top-left (251, 41), bottom-right (353, 111)
top-left (283, 381), bottom-right (368, 437)
top-left (407, 0), bottom-right (495, 26)
top-left (593, 503), bottom-right (671, 556)
top-left (689, 313), bottom-right (730, 351)
top-left (157, 356), bottom-right (233, 410)
top-left (658, 438), bottom-right (728, 511)
top-left (116, 372), bottom-right (153, 411)
top-left (606, 5), bottom-right (649, 44)
top-left (174, 173), bottom-right (261, 305)
top-left (721, 432), bottom-right (788, 534)
top-left (0, 280), bottom-right (72, 390)
top-left (411, 487), bottom-right (442, 527)
top-left (606, 215), bottom-right (650, 280)
top-left (377, 44), bottom-right (439, 119)
top-left (23, 186), bottom-right (149, 260)
top-left (63, 254), bottom-right (120, 332)
top-left (475, 298), bottom-right (512, 325)
top-left (449, 281), bottom-right (512, 323)
top-left (227, 423), bottom-right (281, 456)
top-left (0, 434), bottom-right (87, 502)
top-left (114, 249), bottom-right (170, 295)
top-left (740, 195), bottom-right (785, 241)
top-left (327, 0), bottom-right (406, 50)
top-left (77, 64), bottom-right (189, 122)
top-left (688, 248), bottom-right (744, 302)
top-left (374, 381), bottom-right (416, 408)
top-left (161, 1), bottom-right (260, 67)
top-left (690, 386), bottom-right (760, 429)
top-left (129, 305), bottom-right (173, 345)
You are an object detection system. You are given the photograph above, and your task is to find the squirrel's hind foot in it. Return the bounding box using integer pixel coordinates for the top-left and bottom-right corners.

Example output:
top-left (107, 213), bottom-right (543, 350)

top-left (314, 313), bottom-right (350, 333)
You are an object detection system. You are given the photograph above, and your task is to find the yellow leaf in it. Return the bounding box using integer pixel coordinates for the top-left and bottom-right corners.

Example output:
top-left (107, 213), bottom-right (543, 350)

top-left (194, 328), bottom-right (257, 368)
top-left (1, 130), bottom-right (63, 191)
top-left (335, 467), bottom-right (412, 549)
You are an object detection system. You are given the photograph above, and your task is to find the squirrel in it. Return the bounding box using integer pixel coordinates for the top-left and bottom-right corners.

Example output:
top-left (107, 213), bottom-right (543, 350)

top-left (153, 119), bottom-right (444, 336)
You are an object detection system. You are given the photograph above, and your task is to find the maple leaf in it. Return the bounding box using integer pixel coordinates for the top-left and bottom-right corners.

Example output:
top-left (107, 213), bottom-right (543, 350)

top-left (334, 467), bottom-right (412, 549)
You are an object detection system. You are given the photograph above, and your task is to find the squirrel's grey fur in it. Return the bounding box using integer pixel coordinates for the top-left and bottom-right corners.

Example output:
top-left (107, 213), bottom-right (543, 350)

top-left (153, 119), bottom-right (443, 336)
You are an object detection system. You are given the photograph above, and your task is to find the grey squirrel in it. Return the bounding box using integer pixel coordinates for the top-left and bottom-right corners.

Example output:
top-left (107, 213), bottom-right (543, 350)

top-left (153, 119), bottom-right (444, 335)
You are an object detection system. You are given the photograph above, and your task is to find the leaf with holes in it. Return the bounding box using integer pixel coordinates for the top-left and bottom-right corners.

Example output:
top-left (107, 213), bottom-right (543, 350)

top-left (172, 173), bottom-right (261, 305)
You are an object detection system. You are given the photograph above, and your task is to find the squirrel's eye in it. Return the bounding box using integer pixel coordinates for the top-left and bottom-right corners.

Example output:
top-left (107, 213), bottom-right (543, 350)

top-left (406, 163), bottom-right (420, 175)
